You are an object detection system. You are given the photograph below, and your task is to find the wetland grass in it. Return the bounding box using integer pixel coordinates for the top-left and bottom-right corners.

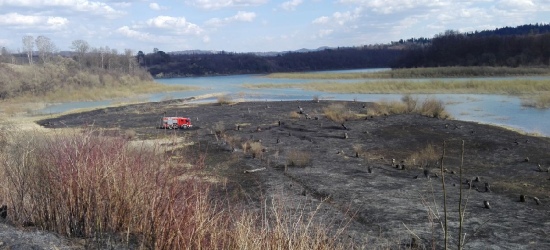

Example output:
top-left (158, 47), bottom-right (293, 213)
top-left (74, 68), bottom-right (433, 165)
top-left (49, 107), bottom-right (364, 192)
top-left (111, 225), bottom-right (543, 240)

top-left (243, 78), bottom-right (550, 97)
top-left (266, 66), bottom-right (550, 79)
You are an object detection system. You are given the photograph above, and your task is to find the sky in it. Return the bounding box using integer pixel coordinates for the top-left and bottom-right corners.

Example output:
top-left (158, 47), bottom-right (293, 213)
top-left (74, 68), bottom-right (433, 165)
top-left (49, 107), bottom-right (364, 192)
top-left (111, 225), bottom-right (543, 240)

top-left (0, 0), bottom-right (549, 54)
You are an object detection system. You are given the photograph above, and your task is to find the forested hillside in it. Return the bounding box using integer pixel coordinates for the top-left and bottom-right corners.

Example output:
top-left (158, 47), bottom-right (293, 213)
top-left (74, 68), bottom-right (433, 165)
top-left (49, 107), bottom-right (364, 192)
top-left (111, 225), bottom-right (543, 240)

top-left (393, 23), bottom-right (550, 68)
top-left (140, 23), bottom-right (550, 77)
top-left (140, 46), bottom-right (402, 77)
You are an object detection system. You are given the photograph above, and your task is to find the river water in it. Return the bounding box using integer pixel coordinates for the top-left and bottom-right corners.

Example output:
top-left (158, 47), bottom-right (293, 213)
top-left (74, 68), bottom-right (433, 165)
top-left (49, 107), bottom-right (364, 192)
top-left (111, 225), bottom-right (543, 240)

top-left (38, 69), bottom-right (550, 137)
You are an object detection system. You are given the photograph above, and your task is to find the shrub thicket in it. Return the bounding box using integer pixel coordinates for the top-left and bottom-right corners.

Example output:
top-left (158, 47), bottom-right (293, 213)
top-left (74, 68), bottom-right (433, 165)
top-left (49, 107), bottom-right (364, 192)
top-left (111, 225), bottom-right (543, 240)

top-left (0, 130), bottom-right (350, 249)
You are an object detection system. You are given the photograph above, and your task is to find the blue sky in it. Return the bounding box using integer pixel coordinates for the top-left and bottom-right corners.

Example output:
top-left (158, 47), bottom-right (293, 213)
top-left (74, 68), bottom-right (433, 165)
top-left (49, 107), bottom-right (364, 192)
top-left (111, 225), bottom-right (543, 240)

top-left (0, 0), bottom-right (549, 54)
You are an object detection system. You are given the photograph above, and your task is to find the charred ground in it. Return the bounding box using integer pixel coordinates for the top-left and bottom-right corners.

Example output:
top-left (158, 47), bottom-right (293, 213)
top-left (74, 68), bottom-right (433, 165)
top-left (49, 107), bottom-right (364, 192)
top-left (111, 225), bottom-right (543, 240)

top-left (37, 99), bottom-right (550, 249)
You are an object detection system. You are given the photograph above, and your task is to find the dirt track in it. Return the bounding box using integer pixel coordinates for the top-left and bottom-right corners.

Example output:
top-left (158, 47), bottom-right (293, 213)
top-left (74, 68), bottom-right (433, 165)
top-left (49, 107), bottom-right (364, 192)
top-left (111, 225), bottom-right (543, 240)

top-left (35, 99), bottom-right (550, 249)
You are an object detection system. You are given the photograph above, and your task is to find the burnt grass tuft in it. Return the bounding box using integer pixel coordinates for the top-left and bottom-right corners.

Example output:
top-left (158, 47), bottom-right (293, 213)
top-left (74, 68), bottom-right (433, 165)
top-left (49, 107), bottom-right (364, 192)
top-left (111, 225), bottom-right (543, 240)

top-left (38, 99), bottom-right (550, 248)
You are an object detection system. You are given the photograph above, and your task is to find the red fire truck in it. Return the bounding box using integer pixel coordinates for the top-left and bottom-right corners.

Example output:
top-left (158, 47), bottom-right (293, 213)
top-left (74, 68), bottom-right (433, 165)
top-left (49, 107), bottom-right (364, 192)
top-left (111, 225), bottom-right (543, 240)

top-left (161, 117), bottom-right (193, 129)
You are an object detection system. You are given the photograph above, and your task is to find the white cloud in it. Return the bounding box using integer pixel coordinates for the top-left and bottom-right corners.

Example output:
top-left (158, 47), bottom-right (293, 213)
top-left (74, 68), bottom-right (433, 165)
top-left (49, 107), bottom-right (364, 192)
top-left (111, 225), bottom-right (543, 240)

top-left (185, 0), bottom-right (268, 10)
top-left (206, 11), bottom-right (256, 26)
top-left (281, 0), bottom-right (303, 11)
top-left (498, 0), bottom-right (536, 10)
top-left (117, 26), bottom-right (154, 41)
top-left (0, 0), bottom-right (125, 18)
top-left (312, 9), bottom-right (361, 26)
top-left (312, 16), bottom-right (330, 24)
top-left (149, 2), bottom-right (166, 11)
top-left (337, 0), bottom-right (447, 14)
top-left (317, 29), bottom-right (333, 38)
top-left (146, 16), bottom-right (203, 35)
top-left (0, 12), bottom-right (68, 30)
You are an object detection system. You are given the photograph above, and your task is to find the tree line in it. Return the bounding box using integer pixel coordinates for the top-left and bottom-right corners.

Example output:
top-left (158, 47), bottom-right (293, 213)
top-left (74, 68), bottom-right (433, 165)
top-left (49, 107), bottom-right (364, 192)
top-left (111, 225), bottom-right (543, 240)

top-left (1, 37), bottom-right (140, 74)
top-left (392, 23), bottom-right (550, 68)
top-left (0, 36), bottom-right (151, 100)
top-left (140, 46), bottom-right (403, 78)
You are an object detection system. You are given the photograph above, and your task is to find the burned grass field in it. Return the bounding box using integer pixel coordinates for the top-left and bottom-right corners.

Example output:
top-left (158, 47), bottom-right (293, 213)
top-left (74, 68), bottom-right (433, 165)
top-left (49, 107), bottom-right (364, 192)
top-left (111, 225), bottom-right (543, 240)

top-left (37, 99), bottom-right (550, 249)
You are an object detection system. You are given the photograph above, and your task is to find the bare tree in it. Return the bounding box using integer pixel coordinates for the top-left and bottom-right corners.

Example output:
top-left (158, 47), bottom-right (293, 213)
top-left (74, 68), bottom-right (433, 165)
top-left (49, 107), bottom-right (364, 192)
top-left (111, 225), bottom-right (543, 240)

top-left (71, 39), bottom-right (90, 68)
top-left (0, 47), bottom-right (7, 63)
top-left (35, 36), bottom-right (56, 64)
top-left (124, 49), bottom-right (137, 74)
top-left (22, 35), bottom-right (34, 65)
top-left (99, 46), bottom-right (107, 69)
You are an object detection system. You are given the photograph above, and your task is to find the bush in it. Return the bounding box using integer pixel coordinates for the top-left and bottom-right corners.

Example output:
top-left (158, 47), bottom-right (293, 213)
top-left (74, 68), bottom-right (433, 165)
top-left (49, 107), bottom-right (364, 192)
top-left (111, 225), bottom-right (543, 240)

top-left (0, 130), bottom-right (351, 249)
top-left (419, 98), bottom-right (450, 119)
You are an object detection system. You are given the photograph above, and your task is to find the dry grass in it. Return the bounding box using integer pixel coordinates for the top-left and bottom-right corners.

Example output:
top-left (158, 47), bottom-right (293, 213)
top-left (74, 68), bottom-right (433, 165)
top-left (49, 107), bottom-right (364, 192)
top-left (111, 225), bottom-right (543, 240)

top-left (418, 98), bottom-right (450, 119)
top-left (217, 94), bottom-right (233, 105)
top-left (249, 141), bottom-right (264, 159)
top-left (364, 95), bottom-right (451, 119)
top-left (289, 111), bottom-right (302, 119)
top-left (287, 151), bottom-right (312, 167)
top-left (0, 62), bottom-right (195, 103)
top-left (407, 144), bottom-right (441, 168)
top-left (246, 75), bottom-right (550, 98)
top-left (323, 103), bottom-right (357, 124)
top-left (265, 67), bottom-right (550, 79)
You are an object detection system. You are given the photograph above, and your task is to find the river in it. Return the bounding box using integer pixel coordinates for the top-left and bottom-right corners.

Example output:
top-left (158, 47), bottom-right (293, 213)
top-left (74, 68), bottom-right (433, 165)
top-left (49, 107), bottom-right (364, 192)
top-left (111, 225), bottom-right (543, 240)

top-left (38, 69), bottom-right (550, 137)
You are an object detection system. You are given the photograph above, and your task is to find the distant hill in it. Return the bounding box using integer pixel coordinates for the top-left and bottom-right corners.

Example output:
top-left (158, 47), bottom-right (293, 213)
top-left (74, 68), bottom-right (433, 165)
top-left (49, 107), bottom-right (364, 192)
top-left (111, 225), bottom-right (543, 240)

top-left (392, 23), bottom-right (550, 68)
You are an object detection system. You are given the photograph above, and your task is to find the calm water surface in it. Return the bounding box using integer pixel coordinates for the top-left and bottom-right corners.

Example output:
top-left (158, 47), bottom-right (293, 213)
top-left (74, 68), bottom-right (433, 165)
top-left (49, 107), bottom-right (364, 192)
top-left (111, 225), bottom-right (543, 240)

top-left (39, 69), bottom-right (550, 137)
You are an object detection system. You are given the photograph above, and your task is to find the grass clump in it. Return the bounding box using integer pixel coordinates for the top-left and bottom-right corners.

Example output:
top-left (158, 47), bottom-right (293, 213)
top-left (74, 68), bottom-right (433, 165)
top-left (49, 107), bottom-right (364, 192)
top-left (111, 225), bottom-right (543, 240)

top-left (287, 151), bottom-right (312, 167)
top-left (418, 97), bottom-right (449, 118)
top-left (323, 103), bottom-right (357, 125)
top-left (216, 94), bottom-right (233, 105)
top-left (407, 143), bottom-right (440, 167)
top-left (249, 141), bottom-right (264, 159)
top-left (365, 95), bottom-right (451, 119)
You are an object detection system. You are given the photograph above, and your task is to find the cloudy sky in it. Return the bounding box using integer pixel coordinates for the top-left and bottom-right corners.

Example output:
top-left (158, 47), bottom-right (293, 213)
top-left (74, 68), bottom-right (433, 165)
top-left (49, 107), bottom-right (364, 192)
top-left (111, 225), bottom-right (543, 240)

top-left (0, 0), bottom-right (548, 54)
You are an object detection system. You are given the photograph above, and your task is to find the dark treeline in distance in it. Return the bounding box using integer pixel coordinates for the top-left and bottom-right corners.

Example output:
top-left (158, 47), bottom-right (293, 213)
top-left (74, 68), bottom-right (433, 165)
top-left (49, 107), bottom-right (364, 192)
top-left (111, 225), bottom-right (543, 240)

top-left (393, 23), bottom-right (550, 68)
top-left (141, 23), bottom-right (550, 77)
top-left (140, 46), bottom-right (403, 78)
